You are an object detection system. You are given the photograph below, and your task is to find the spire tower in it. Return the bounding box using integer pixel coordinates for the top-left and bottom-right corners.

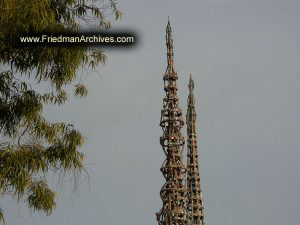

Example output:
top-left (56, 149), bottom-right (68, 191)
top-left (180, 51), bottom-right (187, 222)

top-left (156, 19), bottom-right (189, 225)
top-left (186, 75), bottom-right (205, 225)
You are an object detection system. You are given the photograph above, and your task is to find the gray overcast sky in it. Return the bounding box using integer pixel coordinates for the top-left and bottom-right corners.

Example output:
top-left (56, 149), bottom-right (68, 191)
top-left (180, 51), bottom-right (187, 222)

top-left (3, 0), bottom-right (300, 224)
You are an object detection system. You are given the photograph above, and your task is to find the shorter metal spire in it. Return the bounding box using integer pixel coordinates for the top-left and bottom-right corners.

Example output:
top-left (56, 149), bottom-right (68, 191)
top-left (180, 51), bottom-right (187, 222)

top-left (186, 75), bottom-right (205, 225)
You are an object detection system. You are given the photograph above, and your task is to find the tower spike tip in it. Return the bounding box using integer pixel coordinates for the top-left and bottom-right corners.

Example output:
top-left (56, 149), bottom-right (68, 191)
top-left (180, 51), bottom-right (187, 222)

top-left (189, 74), bottom-right (194, 93)
top-left (166, 17), bottom-right (174, 70)
top-left (166, 16), bottom-right (172, 32)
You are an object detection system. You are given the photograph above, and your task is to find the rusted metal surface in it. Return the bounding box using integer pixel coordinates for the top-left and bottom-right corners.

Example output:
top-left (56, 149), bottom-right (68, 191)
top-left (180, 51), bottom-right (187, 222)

top-left (156, 19), bottom-right (189, 225)
top-left (186, 75), bottom-right (205, 225)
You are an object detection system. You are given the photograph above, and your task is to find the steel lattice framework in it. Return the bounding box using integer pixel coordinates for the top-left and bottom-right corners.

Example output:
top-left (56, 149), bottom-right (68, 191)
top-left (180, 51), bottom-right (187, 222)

top-left (156, 19), bottom-right (189, 225)
top-left (186, 75), bottom-right (205, 225)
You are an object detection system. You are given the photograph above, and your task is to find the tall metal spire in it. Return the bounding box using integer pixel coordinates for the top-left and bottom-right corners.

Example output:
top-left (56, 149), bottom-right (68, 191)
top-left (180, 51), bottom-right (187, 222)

top-left (156, 19), bottom-right (189, 225)
top-left (186, 75), bottom-right (205, 225)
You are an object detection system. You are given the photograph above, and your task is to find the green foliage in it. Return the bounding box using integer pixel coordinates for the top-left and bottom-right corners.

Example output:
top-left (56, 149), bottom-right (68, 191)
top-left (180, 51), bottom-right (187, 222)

top-left (75, 84), bottom-right (88, 98)
top-left (0, 208), bottom-right (3, 224)
top-left (27, 181), bottom-right (56, 215)
top-left (0, 0), bottom-right (121, 223)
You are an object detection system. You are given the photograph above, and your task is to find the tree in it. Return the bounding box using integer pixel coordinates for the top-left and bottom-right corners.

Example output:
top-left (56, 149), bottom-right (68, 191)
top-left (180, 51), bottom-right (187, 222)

top-left (0, 0), bottom-right (122, 223)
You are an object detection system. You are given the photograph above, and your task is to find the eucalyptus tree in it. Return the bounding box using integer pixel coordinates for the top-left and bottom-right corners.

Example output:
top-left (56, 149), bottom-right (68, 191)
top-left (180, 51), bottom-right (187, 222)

top-left (0, 0), bottom-right (121, 223)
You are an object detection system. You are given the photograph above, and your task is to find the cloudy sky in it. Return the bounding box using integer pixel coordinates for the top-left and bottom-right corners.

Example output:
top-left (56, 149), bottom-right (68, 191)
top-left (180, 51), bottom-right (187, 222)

top-left (4, 0), bottom-right (300, 224)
